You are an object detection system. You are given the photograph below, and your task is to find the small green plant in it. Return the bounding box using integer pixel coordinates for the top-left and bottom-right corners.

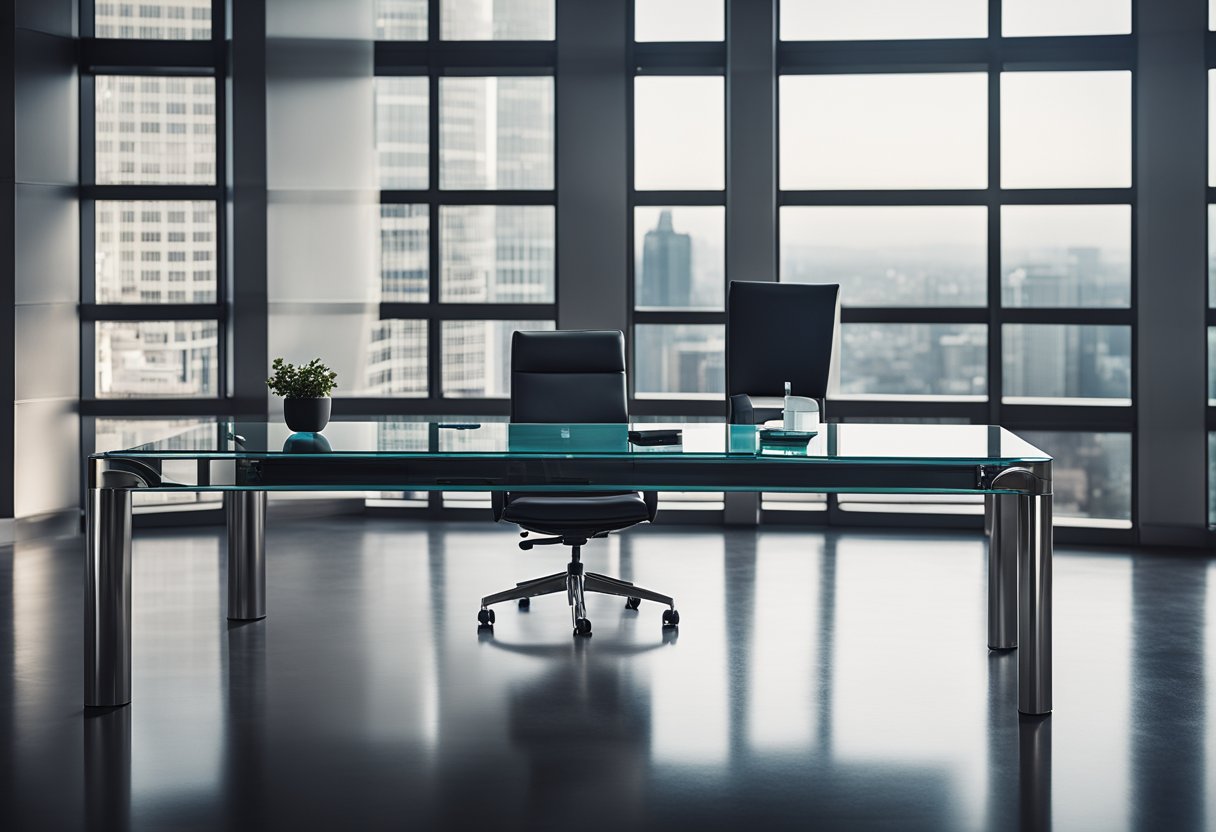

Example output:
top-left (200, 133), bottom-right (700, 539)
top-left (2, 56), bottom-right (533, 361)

top-left (266, 357), bottom-right (338, 399)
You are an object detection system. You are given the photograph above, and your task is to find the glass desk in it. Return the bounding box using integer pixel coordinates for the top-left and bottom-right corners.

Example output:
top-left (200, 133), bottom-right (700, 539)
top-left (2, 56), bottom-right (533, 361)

top-left (87, 421), bottom-right (1054, 715)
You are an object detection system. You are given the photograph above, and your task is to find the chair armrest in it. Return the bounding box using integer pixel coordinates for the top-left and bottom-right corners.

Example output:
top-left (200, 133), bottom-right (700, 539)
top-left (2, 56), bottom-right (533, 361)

top-left (643, 490), bottom-right (658, 522)
top-left (491, 491), bottom-right (506, 523)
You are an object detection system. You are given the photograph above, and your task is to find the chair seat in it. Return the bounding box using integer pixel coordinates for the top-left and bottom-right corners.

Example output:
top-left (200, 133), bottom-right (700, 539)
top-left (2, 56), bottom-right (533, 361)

top-left (502, 492), bottom-right (649, 532)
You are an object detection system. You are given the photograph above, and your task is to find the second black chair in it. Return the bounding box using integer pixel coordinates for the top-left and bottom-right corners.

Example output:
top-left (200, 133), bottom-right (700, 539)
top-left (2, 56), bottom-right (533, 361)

top-left (477, 330), bottom-right (678, 637)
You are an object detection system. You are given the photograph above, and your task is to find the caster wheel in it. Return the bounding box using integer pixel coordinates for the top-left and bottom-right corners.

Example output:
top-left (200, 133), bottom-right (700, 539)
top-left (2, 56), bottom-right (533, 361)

top-left (662, 609), bottom-right (680, 627)
top-left (477, 608), bottom-right (495, 626)
top-left (625, 597), bottom-right (641, 611)
top-left (518, 597), bottom-right (530, 610)
top-left (573, 618), bottom-right (592, 637)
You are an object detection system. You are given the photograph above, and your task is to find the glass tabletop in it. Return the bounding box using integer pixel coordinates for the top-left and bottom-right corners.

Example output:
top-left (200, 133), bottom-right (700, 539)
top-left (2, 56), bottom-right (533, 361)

top-left (101, 420), bottom-right (1052, 465)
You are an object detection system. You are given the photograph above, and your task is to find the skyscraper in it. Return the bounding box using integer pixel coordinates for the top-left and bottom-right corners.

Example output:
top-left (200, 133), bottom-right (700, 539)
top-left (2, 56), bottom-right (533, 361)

top-left (639, 210), bottom-right (692, 308)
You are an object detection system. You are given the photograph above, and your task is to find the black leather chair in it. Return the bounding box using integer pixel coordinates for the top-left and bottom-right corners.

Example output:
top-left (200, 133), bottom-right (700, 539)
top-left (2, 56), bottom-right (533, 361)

top-left (477, 330), bottom-right (678, 637)
top-left (726, 280), bottom-right (840, 425)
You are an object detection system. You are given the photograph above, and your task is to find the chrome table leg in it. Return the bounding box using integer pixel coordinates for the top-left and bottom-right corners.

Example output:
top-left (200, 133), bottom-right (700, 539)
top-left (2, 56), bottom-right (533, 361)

top-left (86, 488), bottom-right (133, 708)
top-left (1018, 493), bottom-right (1053, 715)
top-left (988, 493), bottom-right (1018, 650)
top-left (226, 491), bottom-right (267, 621)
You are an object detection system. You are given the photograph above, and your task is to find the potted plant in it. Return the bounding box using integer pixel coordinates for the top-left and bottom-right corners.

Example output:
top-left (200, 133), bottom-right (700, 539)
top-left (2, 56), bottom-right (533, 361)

top-left (266, 357), bottom-right (338, 433)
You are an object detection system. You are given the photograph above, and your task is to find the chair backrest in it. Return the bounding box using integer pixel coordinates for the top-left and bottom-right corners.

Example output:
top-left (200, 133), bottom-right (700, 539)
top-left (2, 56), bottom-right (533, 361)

top-left (726, 280), bottom-right (840, 399)
top-left (510, 330), bottom-right (628, 423)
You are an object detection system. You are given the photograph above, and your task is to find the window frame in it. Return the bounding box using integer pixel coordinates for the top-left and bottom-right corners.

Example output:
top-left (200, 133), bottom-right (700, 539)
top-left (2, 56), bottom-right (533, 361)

top-left (368, 6), bottom-right (558, 415)
top-left (1207, 31), bottom-right (1216, 529)
top-left (79, 2), bottom-right (229, 414)
top-left (772, 10), bottom-right (1138, 535)
top-left (627, 10), bottom-right (729, 416)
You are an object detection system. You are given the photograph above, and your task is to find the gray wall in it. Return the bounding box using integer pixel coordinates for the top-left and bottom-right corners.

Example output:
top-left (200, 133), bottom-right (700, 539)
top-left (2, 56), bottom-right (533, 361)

top-left (3, 0), bottom-right (79, 539)
top-left (555, 0), bottom-right (628, 332)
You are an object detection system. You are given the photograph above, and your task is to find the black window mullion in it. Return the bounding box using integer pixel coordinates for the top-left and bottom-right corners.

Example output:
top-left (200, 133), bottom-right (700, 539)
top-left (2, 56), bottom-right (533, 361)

top-left (84, 184), bottom-right (221, 200)
top-left (82, 39), bottom-right (220, 74)
top-left (427, 66), bottom-right (442, 401)
top-left (988, 28), bottom-right (1003, 426)
top-left (381, 189), bottom-right (555, 205)
top-left (633, 310), bottom-right (726, 326)
top-left (81, 399), bottom-right (238, 418)
top-left (840, 307), bottom-right (989, 325)
top-left (80, 303), bottom-right (227, 321)
top-left (212, 0), bottom-right (228, 399)
top-left (382, 303), bottom-right (556, 321)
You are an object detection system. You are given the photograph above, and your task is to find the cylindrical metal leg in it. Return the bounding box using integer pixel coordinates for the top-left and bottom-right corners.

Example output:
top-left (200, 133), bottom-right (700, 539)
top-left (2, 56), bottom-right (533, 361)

top-left (85, 705), bottom-right (131, 828)
top-left (983, 494), bottom-right (994, 537)
top-left (1018, 494), bottom-right (1052, 715)
top-left (86, 488), bottom-right (133, 708)
top-left (988, 494), bottom-right (1018, 650)
top-left (1018, 714), bottom-right (1052, 832)
top-left (227, 491), bottom-right (266, 621)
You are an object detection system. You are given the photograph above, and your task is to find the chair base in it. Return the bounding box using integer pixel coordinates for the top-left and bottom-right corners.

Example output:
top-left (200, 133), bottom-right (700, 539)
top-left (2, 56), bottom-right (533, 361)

top-left (479, 542), bottom-right (678, 637)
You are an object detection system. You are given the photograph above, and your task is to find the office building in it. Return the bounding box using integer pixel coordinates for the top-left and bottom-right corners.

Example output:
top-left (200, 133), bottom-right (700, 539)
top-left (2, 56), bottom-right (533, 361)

top-left (2, 1), bottom-right (1215, 829)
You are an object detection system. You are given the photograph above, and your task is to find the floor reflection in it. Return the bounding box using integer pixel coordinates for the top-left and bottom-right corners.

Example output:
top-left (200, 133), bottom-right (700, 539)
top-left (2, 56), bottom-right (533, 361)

top-left (84, 706), bottom-right (130, 832)
top-left (1052, 554), bottom-right (1132, 831)
top-left (2, 520), bottom-right (1214, 830)
top-left (1131, 556), bottom-right (1208, 830)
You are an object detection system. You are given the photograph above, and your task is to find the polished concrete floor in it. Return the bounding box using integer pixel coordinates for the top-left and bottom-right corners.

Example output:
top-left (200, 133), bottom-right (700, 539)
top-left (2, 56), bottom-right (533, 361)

top-left (1, 517), bottom-right (1214, 831)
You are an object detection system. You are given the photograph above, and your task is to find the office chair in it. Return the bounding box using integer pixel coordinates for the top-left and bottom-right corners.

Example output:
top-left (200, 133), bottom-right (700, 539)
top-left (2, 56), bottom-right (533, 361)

top-left (476, 330), bottom-right (678, 637)
top-left (726, 281), bottom-right (840, 425)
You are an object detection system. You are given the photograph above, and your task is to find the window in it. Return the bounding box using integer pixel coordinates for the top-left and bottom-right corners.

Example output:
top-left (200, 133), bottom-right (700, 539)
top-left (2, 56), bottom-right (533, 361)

top-left (1001, 71), bottom-right (1131, 189)
top-left (1018, 432), bottom-right (1132, 526)
top-left (95, 0), bottom-right (212, 40)
top-left (439, 0), bottom-right (555, 41)
top-left (635, 207), bottom-right (725, 310)
top-left (777, 0), bottom-right (1136, 525)
top-left (1002, 0), bottom-right (1131, 37)
top-left (634, 77), bottom-right (724, 191)
top-left (440, 206), bottom-right (554, 303)
top-left (95, 75), bottom-right (216, 185)
top-left (1001, 205), bottom-right (1131, 307)
top-left (630, 23), bottom-right (727, 404)
top-left (441, 320), bottom-right (555, 397)
top-left (83, 1), bottom-right (226, 495)
top-left (95, 321), bottom-right (218, 398)
top-left (381, 204), bottom-right (430, 302)
top-left (781, 0), bottom-right (987, 41)
top-left (780, 74), bottom-right (987, 190)
top-left (376, 77), bottom-right (429, 189)
top-left (95, 201), bottom-right (216, 303)
top-left (375, 0), bottom-right (557, 417)
top-left (439, 77), bottom-right (554, 190)
top-left (781, 206), bottom-right (986, 307)
top-left (634, 325), bottom-right (725, 399)
top-left (841, 325), bottom-right (987, 398)
top-left (1003, 325), bottom-right (1131, 404)
top-left (635, 0), bottom-right (725, 42)
top-left (375, 0), bottom-right (428, 40)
